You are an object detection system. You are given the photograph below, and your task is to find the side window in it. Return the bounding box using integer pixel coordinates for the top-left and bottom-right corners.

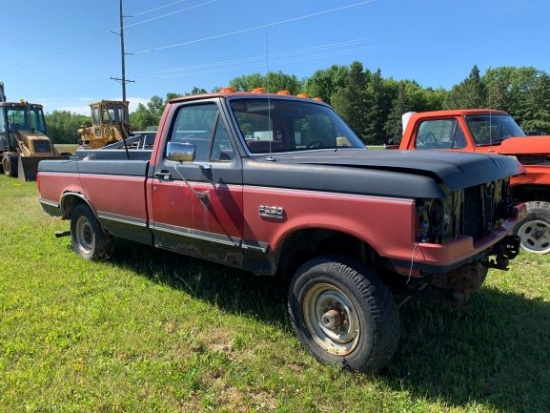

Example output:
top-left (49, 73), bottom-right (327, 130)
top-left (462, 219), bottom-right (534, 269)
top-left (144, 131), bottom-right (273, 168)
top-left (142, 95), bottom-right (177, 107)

top-left (102, 106), bottom-right (112, 122)
top-left (29, 109), bottom-right (46, 133)
top-left (169, 102), bottom-right (233, 162)
top-left (0, 109), bottom-right (5, 151)
top-left (451, 126), bottom-right (467, 149)
top-left (92, 107), bottom-right (100, 125)
top-left (210, 118), bottom-right (235, 162)
top-left (415, 119), bottom-right (460, 149)
top-left (29, 111), bottom-right (38, 130)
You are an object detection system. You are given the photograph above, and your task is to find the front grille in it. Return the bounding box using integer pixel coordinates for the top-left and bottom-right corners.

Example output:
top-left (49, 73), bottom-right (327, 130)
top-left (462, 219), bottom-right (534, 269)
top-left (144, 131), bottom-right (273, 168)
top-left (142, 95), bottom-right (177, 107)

top-left (460, 180), bottom-right (510, 242)
top-left (417, 179), bottom-right (512, 244)
top-left (515, 154), bottom-right (549, 165)
top-left (462, 186), bottom-right (484, 240)
top-left (33, 140), bottom-right (52, 153)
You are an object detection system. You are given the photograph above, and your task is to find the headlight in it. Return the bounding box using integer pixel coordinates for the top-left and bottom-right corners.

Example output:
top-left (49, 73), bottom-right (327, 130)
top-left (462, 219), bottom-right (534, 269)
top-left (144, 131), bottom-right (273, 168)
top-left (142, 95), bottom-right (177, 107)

top-left (416, 198), bottom-right (449, 243)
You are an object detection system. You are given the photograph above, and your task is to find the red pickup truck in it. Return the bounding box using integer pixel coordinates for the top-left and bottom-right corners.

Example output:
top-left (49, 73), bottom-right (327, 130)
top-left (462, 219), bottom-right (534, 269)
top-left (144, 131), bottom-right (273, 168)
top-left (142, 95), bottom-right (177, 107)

top-left (37, 91), bottom-right (524, 373)
top-left (396, 109), bottom-right (550, 255)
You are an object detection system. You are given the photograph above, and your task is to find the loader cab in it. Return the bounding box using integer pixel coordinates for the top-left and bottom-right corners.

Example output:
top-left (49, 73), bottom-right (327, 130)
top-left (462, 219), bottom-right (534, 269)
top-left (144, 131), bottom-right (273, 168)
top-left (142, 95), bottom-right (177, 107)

top-left (88, 100), bottom-right (128, 126)
top-left (78, 100), bottom-right (131, 149)
top-left (0, 102), bottom-right (47, 151)
top-left (100, 101), bottom-right (128, 124)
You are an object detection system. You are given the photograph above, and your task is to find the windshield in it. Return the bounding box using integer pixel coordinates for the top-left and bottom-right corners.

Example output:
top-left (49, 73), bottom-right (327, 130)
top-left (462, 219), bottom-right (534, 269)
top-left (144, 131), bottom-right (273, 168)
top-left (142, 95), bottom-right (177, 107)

top-left (102, 103), bottom-right (128, 123)
top-left (466, 114), bottom-right (525, 145)
top-left (229, 98), bottom-right (365, 153)
top-left (5, 107), bottom-right (46, 133)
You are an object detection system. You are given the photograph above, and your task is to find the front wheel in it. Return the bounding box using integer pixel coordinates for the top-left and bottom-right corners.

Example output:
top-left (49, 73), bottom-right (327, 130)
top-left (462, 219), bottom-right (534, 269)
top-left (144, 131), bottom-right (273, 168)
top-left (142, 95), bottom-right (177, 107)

top-left (288, 255), bottom-right (400, 373)
top-left (70, 204), bottom-right (114, 260)
top-left (2, 155), bottom-right (18, 177)
top-left (515, 201), bottom-right (550, 255)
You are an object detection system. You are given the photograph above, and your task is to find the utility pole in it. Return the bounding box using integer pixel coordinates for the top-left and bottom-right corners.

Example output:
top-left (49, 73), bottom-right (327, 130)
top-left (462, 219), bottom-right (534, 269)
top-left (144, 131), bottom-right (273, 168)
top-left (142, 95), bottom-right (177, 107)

top-left (111, 0), bottom-right (134, 101)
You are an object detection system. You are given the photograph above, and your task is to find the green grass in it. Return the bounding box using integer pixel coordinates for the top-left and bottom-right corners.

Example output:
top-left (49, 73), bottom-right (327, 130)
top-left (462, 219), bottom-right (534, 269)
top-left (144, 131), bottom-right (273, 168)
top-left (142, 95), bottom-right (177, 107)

top-left (1, 175), bottom-right (549, 412)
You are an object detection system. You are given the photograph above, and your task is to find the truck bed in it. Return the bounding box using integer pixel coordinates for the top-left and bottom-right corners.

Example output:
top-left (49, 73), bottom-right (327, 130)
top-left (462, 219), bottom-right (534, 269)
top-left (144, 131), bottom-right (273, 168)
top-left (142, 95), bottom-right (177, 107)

top-left (74, 148), bottom-right (153, 161)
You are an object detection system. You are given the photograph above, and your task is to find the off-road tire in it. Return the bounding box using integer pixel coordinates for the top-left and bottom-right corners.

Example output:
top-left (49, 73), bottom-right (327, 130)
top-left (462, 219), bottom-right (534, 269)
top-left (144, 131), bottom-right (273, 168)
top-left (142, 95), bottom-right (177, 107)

top-left (515, 201), bottom-right (550, 255)
top-left (2, 155), bottom-right (18, 177)
top-left (70, 204), bottom-right (114, 260)
top-left (288, 255), bottom-right (400, 373)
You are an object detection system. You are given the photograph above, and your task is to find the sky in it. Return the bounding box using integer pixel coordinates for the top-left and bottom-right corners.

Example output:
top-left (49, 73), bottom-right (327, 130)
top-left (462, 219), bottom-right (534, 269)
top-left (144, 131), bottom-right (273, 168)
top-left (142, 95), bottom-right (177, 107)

top-left (1, 0), bottom-right (549, 115)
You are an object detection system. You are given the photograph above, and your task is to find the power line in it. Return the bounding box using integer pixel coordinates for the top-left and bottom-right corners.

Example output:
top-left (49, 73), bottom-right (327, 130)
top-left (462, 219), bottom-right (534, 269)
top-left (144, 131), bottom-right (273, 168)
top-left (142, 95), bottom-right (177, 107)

top-left (134, 0), bottom-right (375, 54)
top-left (0, 33), bottom-right (98, 76)
top-left (151, 36), bottom-right (400, 78)
top-left (123, 0), bottom-right (218, 30)
top-left (0, 0), bottom-right (106, 54)
top-left (12, 0), bottom-right (382, 105)
top-left (132, 0), bottom-right (191, 17)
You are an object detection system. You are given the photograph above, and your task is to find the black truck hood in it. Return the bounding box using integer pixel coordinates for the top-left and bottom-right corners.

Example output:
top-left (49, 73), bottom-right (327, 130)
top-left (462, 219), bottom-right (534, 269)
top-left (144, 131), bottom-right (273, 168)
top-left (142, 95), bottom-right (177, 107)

top-left (243, 149), bottom-right (523, 199)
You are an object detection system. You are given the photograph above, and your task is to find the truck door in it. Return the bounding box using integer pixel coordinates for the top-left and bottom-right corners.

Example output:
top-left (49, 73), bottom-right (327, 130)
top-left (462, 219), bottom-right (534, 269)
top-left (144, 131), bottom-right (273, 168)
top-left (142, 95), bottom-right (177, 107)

top-left (414, 119), bottom-right (469, 150)
top-left (148, 101), bottom-right (245, 267)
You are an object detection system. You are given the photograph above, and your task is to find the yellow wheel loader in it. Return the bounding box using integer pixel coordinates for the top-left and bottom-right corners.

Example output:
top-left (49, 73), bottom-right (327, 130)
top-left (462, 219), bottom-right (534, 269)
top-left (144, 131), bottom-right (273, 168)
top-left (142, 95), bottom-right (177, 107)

top-left (0, 82), bottom-right (69, 181)
top-left (77, 100), bottom-right (132, 149)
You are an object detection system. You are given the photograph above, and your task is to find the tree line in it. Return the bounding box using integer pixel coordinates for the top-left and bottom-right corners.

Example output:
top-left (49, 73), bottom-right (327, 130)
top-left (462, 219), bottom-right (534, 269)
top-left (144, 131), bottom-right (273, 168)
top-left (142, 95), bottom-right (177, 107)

top-left (45, 63), bottom-right (550, 144)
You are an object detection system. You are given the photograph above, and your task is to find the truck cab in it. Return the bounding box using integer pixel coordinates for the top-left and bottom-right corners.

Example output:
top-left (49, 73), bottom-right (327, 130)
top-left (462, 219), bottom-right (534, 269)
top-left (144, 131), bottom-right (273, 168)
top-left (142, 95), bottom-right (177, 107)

top-left (400, 109), bottom-right (527, 151)
top-left (399, 109), bottom-right (550, 255)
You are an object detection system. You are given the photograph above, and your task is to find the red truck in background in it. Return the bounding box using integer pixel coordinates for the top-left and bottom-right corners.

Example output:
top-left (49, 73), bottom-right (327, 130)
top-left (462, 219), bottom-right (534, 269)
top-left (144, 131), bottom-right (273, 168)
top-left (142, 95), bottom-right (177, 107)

top-left (396, 109), bottom-right (550, 255)
top-left (37, 91), bottom-right (524, 373)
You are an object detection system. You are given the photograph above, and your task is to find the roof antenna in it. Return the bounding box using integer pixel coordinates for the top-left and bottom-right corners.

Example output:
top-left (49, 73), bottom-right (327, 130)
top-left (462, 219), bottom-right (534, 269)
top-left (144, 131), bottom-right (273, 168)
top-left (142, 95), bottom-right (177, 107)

top-left (265, 32), bottom-right (275, 162)
top-left (488, 78), bottom-right (494, 151)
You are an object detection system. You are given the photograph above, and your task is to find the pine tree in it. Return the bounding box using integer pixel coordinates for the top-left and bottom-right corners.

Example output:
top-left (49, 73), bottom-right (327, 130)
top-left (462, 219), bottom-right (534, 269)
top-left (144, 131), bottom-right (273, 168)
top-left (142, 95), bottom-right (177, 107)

top-left (331, 62), bottom-right (368, 142)
top-left (445, 65), bottom-right (486, 109)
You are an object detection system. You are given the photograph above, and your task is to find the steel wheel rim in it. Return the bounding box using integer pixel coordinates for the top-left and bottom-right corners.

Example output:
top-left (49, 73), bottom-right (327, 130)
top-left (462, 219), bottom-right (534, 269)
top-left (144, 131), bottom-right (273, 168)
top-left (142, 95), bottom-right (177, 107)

top-left (3, 158), bottom-right (10, 175)
top-left (75, 215), bottom-right (95, 255)
top-left (302, 282), bottom-right (360, 356)
top-left (517, 219), bottom-right (550, 254)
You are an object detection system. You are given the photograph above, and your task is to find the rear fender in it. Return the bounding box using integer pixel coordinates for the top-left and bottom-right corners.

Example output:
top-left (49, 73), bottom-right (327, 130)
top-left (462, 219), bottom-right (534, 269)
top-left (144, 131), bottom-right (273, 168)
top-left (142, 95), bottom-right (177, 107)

top-left (60, 191), bottom-right (96, 220)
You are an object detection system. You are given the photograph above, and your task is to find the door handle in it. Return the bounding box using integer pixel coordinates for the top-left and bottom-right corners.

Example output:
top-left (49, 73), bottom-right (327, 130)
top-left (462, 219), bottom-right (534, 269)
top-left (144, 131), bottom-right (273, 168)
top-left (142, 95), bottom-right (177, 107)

top-left (155, 170), bottom-right (171, 180)
top-left (196, 191), bottom-right (210, 206)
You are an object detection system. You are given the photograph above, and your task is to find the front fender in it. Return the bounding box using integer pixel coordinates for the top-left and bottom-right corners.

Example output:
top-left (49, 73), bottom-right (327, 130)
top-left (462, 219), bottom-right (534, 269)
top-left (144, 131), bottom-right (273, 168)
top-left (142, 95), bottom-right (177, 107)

top-left (243, 187), bottom-right (417, 261)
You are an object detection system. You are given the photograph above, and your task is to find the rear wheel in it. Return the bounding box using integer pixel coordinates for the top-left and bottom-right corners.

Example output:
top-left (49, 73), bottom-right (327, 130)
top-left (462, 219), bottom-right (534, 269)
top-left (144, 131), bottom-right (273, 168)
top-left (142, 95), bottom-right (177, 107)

top-left (2, 155), bottom-right (18, 177)
top-left (515, 201), bottom-right (550, 255)
top-left (70, 204), bottom-right (114, 260)
top-left (288, 255), bottom-right (400, 373)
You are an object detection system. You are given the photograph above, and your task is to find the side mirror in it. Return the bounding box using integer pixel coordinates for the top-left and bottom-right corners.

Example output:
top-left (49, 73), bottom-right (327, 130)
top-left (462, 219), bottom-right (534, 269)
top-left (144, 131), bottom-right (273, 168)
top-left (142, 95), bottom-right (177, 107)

top-left (166, 141), bottom-right (196, 163)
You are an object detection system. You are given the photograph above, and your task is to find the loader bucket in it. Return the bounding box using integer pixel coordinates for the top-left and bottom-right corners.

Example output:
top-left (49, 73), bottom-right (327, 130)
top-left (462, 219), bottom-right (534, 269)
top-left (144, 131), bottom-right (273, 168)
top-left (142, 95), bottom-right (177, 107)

top-left (18, 156), bottom-right (40, 182)
top-left (18, 156), bottom-right (70, 182)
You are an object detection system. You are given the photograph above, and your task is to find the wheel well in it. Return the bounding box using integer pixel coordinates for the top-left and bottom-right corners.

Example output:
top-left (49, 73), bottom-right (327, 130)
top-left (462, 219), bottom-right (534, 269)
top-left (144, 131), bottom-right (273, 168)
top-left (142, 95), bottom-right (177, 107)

top-left (60, 193), bottom-right (89, 219)
top-left (274, 229), bottom-right (379, 279)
